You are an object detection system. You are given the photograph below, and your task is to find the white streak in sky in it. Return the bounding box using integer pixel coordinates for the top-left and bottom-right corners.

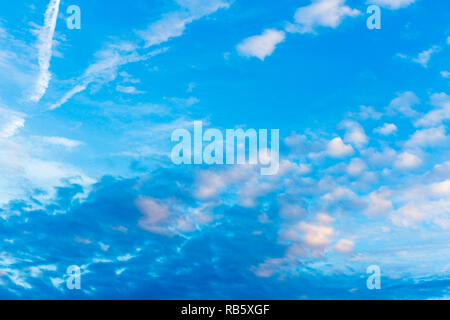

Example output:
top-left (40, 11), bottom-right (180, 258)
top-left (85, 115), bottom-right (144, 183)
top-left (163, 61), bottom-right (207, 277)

top-left (30, 0), bottom-right (60, 102)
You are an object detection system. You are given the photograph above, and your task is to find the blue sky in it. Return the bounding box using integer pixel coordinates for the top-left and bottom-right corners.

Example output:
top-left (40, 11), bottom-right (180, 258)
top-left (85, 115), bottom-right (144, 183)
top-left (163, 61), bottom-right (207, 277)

top-left (0, 0), bottom-right (449, 299)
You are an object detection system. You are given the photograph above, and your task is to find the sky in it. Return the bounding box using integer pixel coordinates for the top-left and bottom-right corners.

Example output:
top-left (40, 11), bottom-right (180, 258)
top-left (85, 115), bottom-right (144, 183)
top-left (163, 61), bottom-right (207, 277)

top-left (0, 0), bottom-right (449, 299)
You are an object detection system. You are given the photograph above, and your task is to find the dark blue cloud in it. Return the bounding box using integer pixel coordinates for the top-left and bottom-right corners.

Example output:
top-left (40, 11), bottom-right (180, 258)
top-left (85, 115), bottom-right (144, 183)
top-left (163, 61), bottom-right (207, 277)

top-left (0, 167), bottom-right (448, 299)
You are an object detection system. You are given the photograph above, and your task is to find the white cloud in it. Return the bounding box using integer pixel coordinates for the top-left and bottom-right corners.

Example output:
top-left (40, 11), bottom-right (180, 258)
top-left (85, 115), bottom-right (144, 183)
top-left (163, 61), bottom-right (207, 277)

top-left (405, 126), bottom-right (447, 148)
top-left (136, 197), bottom-right (173, 235)
top-left (346, 158), bottom-right (367, 176)
top-left (368, 0), bottom-right (415, 10)
top-left (0, 110), bottom-right (93, 208)
top-left (322, 187), bottom-right (357, 202)
top-left (340, 120), bottom-right (368, 148)
top-left (441, 71), bottom-right (450, 78)
top-left (195, 170), bottom-right (228, 200)
top-left (119, 71), bottom-right (141, 84)
top-left (431, 179), bottom-right (450, 196)
top-left (299, 214), bottom-right (335, 249)
top-left (364, 188), bottom-right (393, 216)
top-left (50, 1), bottom-right (230, 110)
top-left (335, 239), bottom-right (354, 253)
top-left (374, 123), bottom-right (397, 135)
top-left (348, 105), bottom-right (382, 120)
top-left (278, 160), bottom-right (311, 176)
top-left (136, 196), bottom-right (212, 235)
top-left (0, 107), bottom-right (25, 139)
top-left (0, 151), bottom-right (94, 206)
top-left (412, 46), bottom-right (439, 68)
top-left (41, 136), bottom-right (84, 149)
top-left (138, 12), bottom-right (192, 48)
top-left (391, 204), bottom-right (425, 227)
top-left (326, 137), bottom-right (354, 158)
top-left (364, 146), bottom-right (397, 166)
top-left (252, 258), bottom-right (294, 278)
top-left (287, 0), bottom-right (360, 34)
top-left (139, 0), bottom-right (231, 48)
top-left (116, 85), bottom-right (145, 95)
top-left (117, 254), bottom-right (135, 262)
top-left (30, 0), bottom-right (61, 102)
top-left (50, 46), bottom-right (165, 110)
top-left (415, 93), bottom-right (450, 127)
top-left (394, 151), bottom-right (422, 169)
top-left (387, 91), bottom-right (420, 117)
top-left (237, 29), bottom-right (285, 61)
top-left (170, 96), bottom-right (199, 107)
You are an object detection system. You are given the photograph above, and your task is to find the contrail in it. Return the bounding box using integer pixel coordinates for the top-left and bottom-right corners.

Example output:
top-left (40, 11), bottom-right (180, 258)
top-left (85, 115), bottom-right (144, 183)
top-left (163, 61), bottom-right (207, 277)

top-left (30, 0), bottom-right (60, 102)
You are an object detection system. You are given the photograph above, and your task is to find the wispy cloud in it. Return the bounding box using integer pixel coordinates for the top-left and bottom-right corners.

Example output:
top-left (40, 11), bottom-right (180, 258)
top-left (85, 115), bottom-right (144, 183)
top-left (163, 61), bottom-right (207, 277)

top-left (49, 46), bottom-right (166, 110)
top-left (368, 0), bottom-right (415, 10)
top-left (50, 0), bottom-right (231, 110)
top-left (41, 136), bottom-right (84, 149)
top-left (237, 29), bottom-right (285, 61)
top-left (30, 0), bottom-right (61, 102)
top-left (412, 46), bottom-right (440, 68)
top-left (0, 106), bottom-right (25, 139)
top-left (116, 85), bottom-right (145, 95)
top-left (387, 91), bottom-right (420, 117)
top-left (374, 123), bottom-right (397, 135)
top-left (138, 0), bottom-right (231, 48)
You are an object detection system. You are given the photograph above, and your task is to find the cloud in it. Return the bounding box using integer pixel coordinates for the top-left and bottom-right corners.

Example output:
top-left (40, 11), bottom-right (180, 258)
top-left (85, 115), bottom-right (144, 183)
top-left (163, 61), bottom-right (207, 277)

top-left (405, 126), bottom-right (447, 148)
top-left (415, 93), bottom-right (450, 127)
top-left (287, 0), bottom-right (360, 34)
top-left (116, 85), bottom-right (145, 95)
top-left (30, 0), bottom-right (61, 102)
top-left (50, 0), bottom-right (231, 110)
top-left (368, 0), bottom-right (415, 9)
top-left (387, 91), bottom-right (420, 117)
top-left (2, 0), bottom-right (450, 300)
top-left (334, 239), bottom-right (354, 253)
top-left (363, 146), bottom-right (397, 166)
top-left (391, 204), bottom-right (425, 228)
top-left (374, 123), bottom-right (397, 135)
top-left (237, 29), bottom-right (286, 61)
top-left (138, 0), bottom-right (231, 48)
top-left (441, 71), bottom-right (450, 78)
top-left (326, 137), bottom-right (354, 158)
top-left (169, 96), bottom-right (200, 107)
top-left (299, 214), bottom-right (335, 249)
top-left (339, 120), bottom-right (368, 148)
top-left (348, 105), bottom-right (382, 120)
top-left (346, 158), bottom-right (367, 176)
top-left (394, 151), bottom-right (422, 169)
top-left (49, 46), bottom-right (165, 110)
top-left (41, 136), bottom-right (84, 149)
top-left (431, 179), bottom-right (450, 196)
top-left (0, 107), bottom-right (25, 139)
top-left (136, 192), bottom-right (213, 236)
top-left (322, 187), bottom-right (357, 203)
top-left (138, 12), bottom-right (193, 48)
top-left (0, 110), bottom-right (92, 206)
top-left (364, 188), bottom-right (393, 216)
top-left (136, 197), bottom-right (173, 235)
top-left (0, 152), bottom-right (94, 206)
top-left (412, 46), bottom-right (439, 68)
